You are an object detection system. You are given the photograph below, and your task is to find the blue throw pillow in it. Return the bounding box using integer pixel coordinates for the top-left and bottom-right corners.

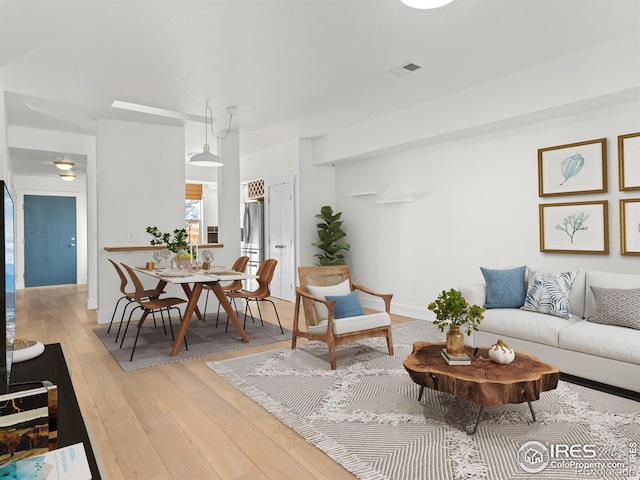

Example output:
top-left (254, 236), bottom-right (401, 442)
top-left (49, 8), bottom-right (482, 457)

top-left (325, 290), bottom-right (366, 319)
top-left (480, 265), bottom-right (527, 309)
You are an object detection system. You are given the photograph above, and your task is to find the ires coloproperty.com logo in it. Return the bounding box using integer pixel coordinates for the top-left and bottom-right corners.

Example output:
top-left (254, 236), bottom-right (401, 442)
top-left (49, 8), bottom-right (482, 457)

top-left (518, 440), bottom-right (638, 477)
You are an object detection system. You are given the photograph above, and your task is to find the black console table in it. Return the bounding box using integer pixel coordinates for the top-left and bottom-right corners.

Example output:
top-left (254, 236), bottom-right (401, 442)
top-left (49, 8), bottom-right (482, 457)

top-left (10, 343), bottom-right (102, 479)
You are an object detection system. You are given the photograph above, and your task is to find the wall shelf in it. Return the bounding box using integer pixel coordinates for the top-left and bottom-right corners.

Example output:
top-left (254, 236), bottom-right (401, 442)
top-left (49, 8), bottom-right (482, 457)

top-left (376, 199), bottom-right (415, 204)
top-left (345, 191), bottom-right (378, 197)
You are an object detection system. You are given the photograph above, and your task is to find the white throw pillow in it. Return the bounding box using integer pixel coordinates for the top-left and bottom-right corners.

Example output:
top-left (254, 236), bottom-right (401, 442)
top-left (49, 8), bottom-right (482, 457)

top-left (306, 279), bottom-right (351, 322)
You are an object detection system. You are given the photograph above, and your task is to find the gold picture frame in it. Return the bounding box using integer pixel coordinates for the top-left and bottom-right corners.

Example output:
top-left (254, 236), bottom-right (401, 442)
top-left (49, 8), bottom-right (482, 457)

top-left (620, 198), bottom-right (640, 255)
top-left (539, 200), bottom-right (609, 254)
top-left (618, 132), bottom-right (640, 191)
top-left (538, 138), bottom-right (607, 197)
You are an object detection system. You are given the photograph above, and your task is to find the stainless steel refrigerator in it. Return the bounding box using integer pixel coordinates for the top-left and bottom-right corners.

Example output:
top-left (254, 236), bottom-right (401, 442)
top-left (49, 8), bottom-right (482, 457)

top-left (240, 201), bottom-right (264, 291)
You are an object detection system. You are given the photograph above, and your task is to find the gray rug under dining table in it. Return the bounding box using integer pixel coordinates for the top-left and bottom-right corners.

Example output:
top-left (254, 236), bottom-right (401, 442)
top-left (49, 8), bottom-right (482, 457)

top-left (94, 314), bottom-right (290, 372)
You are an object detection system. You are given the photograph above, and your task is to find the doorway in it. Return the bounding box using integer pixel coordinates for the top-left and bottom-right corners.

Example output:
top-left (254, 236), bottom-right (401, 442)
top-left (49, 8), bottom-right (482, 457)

top-left (266, 177), bottom-right (295, 302)
top-left (24, 195), bottom-right (77, 287)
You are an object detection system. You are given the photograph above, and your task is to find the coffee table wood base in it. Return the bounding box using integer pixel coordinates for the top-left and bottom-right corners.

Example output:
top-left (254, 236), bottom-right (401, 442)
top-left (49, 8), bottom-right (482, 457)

top-left (406, 342), bottom-right (559, 434)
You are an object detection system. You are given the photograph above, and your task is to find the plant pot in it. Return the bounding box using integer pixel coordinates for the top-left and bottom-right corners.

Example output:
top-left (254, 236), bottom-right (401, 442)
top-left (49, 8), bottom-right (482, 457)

top-left (446, 324), bottom-right (465, 356)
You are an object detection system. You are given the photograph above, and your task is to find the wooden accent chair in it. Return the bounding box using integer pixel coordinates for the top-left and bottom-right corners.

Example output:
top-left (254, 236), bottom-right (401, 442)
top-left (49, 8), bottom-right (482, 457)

top-left (226, 259), bottom-right (283, 334)
top-left (107, 258), bottom-right (164, 342)
top-left (292, 265), bottom-right (394, 369)
top-left (120, 264), bottom-right (188, 361)
top-left (201, 255), bottom-right (250, 326)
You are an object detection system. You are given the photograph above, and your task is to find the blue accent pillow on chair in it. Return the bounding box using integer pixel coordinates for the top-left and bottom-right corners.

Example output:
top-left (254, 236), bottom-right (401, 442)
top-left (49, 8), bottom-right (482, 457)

top-left (480, 265), bottom-right (527, 308)
top-left (325, 290), bottom-right (366, 319)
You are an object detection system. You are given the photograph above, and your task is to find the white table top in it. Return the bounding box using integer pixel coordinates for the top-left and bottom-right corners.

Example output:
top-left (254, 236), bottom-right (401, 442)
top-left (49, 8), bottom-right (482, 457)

top-left (134, 266), bottom-right (257, 284)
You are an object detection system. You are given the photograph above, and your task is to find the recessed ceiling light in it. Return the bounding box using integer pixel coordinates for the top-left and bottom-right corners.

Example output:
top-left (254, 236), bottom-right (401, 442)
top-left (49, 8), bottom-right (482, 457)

top-left (401, 0), bottom-right (454, 9)
top-left (54, 160), bottom-right (75, 171)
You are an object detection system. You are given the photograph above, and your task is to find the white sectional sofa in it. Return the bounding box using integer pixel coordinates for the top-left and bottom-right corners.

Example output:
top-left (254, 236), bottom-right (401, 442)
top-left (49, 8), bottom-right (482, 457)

top-left (460, 269), bottom-right (640, 394)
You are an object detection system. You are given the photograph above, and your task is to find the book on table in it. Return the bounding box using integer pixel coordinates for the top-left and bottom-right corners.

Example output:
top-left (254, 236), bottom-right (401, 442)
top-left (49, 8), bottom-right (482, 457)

top-left (0, 384), bottom-right (58, 467)
top-left (441, 348), bottom-right (471, 365)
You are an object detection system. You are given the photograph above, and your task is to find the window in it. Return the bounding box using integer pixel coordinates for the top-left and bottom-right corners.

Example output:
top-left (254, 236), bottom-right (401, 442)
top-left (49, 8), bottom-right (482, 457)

top-left (186, 184), bottom-right (202, 243)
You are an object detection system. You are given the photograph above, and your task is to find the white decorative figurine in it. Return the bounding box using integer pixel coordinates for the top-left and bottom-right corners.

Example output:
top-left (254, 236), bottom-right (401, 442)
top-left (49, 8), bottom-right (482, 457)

top-left (488, 339), bottom-right (515, 364)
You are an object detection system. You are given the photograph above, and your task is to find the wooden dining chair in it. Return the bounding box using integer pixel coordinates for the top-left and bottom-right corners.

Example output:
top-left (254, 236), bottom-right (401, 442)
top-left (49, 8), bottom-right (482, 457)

top-left (292, 265), bottom-right (394, 369)
top-left (107, 258), bottom-right (165, 342)
top-left (201, 255), bottom-right (249, 326)
top-left (226, 259), bottom-right (283, 334)
top-left (119, 263), bottom-right (188, 361)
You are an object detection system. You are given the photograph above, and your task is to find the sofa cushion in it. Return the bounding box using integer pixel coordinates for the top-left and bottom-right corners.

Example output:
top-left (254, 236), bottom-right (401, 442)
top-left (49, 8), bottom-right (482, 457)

top-left (521, 270), bottom-right (578, 319)
top-left (308, 312), bottom-right (391, 335)
top-left (325, 290), bottom-right (366, 319)
top-left (584, 271), bottom-right (640, 319)
top-left (559, 320), bottom-right (640, 365)
top-left (307, 279), bottom-right (351, 322)
top-left (587, 287), bottom-right (640, 330)
top-left (476, 308), bottom-right (580, 347)
top-left (480, 265), bottom-right (527, 308)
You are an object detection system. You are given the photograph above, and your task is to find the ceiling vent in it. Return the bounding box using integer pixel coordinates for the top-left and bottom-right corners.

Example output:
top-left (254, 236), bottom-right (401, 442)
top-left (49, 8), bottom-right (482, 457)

top-left (388, 61), bottom-right (424, 78)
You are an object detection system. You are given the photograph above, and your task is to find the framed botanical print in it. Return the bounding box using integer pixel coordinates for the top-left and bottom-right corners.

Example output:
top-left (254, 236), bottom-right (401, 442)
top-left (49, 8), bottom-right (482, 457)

top-left (539, 200), bottom-right (609, 254)
top-left (620, 198), bottom-right (640, 255)
top-left (538, 138), bottom-right (607, 197)
top-left (618, 132), bottom-right (640, 191)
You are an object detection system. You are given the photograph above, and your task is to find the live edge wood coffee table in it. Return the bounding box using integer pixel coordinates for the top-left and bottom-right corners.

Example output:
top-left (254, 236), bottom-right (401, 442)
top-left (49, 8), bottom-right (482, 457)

top-left (403, 342), bottom-right (560, 434)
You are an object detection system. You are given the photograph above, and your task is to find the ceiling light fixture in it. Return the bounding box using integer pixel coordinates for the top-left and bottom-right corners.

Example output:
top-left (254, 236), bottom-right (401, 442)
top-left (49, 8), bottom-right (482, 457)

top-left (59, 172), bottom-right (76, 181)
top-left (189, 103), bottom-right (235, 167)
top-left (401, 0), bottom-right (454, 9)
top-left (54, 160), bottom-right (75, 171)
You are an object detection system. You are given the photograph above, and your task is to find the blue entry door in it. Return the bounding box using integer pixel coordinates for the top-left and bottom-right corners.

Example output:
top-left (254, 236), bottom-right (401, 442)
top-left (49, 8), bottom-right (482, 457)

top-left (24, 195), bottom-right (77, 287)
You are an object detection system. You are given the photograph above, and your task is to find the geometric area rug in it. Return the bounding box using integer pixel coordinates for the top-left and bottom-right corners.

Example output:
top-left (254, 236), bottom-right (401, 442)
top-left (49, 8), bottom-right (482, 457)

top-left (94, 315), bottom-right (290, 372)
top-left (207, 320), bottom-right (640, 480)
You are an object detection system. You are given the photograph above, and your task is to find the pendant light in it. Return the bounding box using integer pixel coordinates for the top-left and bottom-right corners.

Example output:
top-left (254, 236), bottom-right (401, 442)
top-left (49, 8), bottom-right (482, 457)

top-left (189, 103), bottom-right (235, 167)
top-left (401, 0), bottom-right (454, 9)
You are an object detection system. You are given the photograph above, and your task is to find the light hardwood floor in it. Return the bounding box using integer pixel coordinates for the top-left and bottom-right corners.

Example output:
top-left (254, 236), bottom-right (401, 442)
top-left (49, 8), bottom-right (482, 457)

top-left (16, 284), bottom-right (415, 480)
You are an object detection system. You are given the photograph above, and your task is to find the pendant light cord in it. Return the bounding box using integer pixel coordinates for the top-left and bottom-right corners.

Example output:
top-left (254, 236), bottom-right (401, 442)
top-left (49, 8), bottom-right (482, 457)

top-left (206, 103), bottom-right (233, 141)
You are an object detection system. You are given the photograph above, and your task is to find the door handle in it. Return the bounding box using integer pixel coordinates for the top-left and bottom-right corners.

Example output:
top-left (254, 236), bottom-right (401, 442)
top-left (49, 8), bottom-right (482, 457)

top-left (70, 243), bottom-right (76, 247)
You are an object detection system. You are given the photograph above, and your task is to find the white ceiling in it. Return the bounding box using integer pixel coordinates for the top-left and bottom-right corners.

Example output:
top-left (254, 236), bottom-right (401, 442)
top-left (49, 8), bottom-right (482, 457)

top-left (2, 0), bottom-right (639, 176)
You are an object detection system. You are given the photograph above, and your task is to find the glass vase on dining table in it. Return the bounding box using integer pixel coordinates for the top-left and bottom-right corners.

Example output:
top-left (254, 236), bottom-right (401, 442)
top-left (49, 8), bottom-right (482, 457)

top-left (201, 250), bottom-right (213, 271)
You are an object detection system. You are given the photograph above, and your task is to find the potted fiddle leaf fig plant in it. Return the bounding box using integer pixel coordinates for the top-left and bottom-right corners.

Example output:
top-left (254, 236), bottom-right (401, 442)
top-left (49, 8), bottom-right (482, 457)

top-left (428, 288), bottom-right (485, 356)
top-left (312, 205), bottom-right (350, 266)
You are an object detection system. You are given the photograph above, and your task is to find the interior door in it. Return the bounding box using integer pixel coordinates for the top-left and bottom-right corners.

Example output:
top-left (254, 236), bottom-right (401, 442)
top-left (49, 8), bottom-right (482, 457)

top-left (267, 179), bottom-right (295, 302)
top-left (24, 195), bottom-right (77, 287)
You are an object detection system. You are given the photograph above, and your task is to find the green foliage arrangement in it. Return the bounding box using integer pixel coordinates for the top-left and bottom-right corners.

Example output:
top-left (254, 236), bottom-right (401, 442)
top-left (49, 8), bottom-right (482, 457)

top-left (146, 226), bottom-right (189, 255)
top-left (312, 205), bottom-right (350, 266)
top-left (427, 288), bottom-right (485, 336)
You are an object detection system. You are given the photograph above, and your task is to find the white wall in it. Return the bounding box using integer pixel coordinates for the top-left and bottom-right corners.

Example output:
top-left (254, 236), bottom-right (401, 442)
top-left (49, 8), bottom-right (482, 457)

top-left (96, 119), bottom-right (187, 322)
top-left (335, 100), bottom-right (640, 320)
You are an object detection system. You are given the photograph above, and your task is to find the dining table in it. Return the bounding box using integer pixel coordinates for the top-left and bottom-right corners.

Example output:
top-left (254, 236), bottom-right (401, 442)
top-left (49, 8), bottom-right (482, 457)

top-left (134, 266), bottom-right (257, 356)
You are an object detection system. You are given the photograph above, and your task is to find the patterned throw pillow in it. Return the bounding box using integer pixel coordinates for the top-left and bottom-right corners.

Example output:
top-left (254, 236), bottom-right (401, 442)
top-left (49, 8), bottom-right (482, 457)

top-left (521, 270), bottom-right (578, 319)
top-left (587, 287), bottom-right (640, 330)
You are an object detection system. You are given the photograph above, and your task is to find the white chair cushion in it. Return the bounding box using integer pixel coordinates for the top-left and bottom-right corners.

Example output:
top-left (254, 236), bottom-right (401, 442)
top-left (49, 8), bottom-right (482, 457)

top-left (478, 308), bottom-right (581, 347)
top-left (307, 312), bottom-right (390, 335)
top-left (559, 320), bottom-right (640, 365)
top-left (306, 279), bottom-right (351, 322)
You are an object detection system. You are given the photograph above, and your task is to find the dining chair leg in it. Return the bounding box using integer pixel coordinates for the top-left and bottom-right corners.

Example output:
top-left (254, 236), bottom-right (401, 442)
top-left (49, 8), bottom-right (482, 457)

top-left (115, 299), bottom-right (135, 343)
top-left (167, 306), bottom-right (188, 351)
top-left (108, 295), bottom-right (127, 333)
top-left (129, 308), bottom-right (151, 362)
top-left (120, 305), bottom-right (144, 348)
top-left (263, 298), bottom-right (284, 334)
top-left (253, 299), bottom-right (265, 327)
top-left (203, 289), bottom-right (211, 323)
